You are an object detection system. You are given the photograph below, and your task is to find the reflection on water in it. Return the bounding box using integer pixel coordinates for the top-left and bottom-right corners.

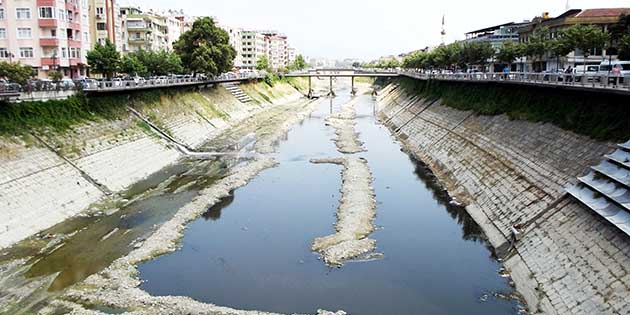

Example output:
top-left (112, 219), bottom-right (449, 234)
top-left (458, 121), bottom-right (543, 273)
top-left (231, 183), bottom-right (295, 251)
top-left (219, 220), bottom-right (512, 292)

top-left (410, 157), bottom-right (486, 243)
top-left (203, 191), bottom-right (235, 221)
top-left (139, 91), bottom-right (521, 315)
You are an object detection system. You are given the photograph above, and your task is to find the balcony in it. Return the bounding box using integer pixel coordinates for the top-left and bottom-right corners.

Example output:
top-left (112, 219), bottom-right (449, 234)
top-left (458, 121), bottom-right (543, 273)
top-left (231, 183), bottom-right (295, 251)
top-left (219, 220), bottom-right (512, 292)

top-left (37, 0), bottom-right (56, 6)
top-left (68, 39), bottom-right (82, 48)
top-left (41, 57), bottom-right (58, 66)
top-left (66, 1), bottom-right (78, 11)
top-left (69, 58), bottom-right (81, 66)
top-left (69, 22), bottom-right (81, 30)
top-left (40, 38), bottom-right (59, 47)
top-left (39, 19), bottom-right (58, 28)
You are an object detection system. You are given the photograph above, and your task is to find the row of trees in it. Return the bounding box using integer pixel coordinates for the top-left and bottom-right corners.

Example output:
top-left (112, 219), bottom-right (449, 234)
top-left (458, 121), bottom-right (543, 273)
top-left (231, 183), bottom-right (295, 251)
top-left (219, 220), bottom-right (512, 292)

top-left (87, 17), bottom-right (307, 79)
top-left (87, 40), bottom-right (184, 77)
top-left (402, 16), bottom-right (630, 72)
top-left (255, 54), bottom-right (308, 72)
top-left (87, 17), bottom-right (236, 78)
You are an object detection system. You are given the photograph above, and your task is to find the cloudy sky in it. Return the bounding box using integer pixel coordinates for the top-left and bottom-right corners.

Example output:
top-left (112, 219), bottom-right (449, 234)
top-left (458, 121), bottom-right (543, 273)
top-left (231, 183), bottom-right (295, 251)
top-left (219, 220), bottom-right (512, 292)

top-left (126, 0), bottom-right (630, 60)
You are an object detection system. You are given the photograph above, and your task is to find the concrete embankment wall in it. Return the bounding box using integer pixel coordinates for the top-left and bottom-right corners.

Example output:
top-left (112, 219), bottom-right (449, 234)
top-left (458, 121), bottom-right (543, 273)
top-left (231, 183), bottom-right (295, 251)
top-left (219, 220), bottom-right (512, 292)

top-left (377, 83), bottom-right (629, 314)
top-left (0, 79), bottom-right (306, 249)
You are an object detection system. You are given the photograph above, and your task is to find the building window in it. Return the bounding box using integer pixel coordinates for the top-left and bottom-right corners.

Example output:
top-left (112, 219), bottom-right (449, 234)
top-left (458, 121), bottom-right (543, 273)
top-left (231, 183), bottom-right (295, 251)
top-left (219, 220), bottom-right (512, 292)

top-left (16, 8), bottom-right (32, 19)
top-left (0, 48), bottom-right (9, 58)
top-left (97, 23), bottom-right (106, 31)
top-left (58, 9), bottom-right (66, 21)
top-left (61, 47), bottom-right (67, 58)
top-left (0, 8), bottom-right (5, 20)
top-left (39, 7), bottom-right (55, 19)
top-left (0, 29), bottom-right (6, 39)
top-left (96, 7), bottom-right (104, 15)
top-left (17, 28), bottom-right (32, 39)
top-left (19, 48), bottom-right (34, 58)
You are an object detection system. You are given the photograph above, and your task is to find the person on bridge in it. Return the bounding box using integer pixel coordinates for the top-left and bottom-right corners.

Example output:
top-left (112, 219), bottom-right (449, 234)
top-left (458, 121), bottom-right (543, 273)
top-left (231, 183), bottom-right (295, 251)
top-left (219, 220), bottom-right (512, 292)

top-left (612, 64), bottom-right (621, 87)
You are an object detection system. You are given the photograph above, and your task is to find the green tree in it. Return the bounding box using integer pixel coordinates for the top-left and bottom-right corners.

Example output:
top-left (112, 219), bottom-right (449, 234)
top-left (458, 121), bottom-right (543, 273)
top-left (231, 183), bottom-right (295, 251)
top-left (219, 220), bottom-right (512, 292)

top-left (495, 41), bottom-right (523, 69)
top-left (120, 54), bottom-right (148, 76)
top-left (548, 39), bottom-right (573, 69)
top-left (289, 54), bottom-right (307, 71)
top-left (522, 30), bottom-right (549, 72)
top-left (462, 42), bottom-right (494, 71)
top-left (256, 54), bottom-right (270, 71)
top-left (86, 39), bottom-right (120, 78)
top-left (619, 34), bottom-right (630, 60)
top-left (48, 70), bottom-right (63, 81)
top-left (174, 17), bottom-right (236, 76)
top-left (0, 61), bottom-right (33, 85)
top-left (561, 24), bottom-right (610, 73)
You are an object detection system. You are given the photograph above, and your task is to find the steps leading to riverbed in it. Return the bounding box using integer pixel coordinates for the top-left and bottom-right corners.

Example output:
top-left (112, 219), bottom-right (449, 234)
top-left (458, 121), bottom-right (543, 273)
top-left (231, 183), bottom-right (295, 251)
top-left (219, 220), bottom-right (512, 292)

top-left (223, 83), bottom-right (253, 103)
top-left (566, 140), bottom-right (630, 236)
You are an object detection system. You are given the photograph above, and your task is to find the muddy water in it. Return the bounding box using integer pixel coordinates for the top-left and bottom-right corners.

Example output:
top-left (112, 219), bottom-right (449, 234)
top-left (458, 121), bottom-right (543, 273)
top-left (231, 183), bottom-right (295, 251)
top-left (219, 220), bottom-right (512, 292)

top-left (139, 90), bottom-right (522, 314)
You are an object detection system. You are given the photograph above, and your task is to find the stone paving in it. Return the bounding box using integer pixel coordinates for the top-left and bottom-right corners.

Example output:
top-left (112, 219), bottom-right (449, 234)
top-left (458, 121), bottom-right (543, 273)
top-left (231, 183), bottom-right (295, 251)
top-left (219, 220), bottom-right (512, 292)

top-left (377, 85), bottom-right (629, 314)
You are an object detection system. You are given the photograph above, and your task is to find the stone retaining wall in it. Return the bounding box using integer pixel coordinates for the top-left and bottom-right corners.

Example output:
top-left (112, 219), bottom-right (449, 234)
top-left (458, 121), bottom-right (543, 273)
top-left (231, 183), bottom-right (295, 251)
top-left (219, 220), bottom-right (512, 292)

top-left (0, 81), bottom-right (304, 250)
top-left (377, 83), bottom-right (630, 314)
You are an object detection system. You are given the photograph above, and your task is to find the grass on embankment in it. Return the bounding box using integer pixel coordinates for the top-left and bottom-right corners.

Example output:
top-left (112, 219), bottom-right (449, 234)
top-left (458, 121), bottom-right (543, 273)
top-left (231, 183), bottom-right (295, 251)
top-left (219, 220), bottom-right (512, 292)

top-left (398, 77), bottom-right (630, 141)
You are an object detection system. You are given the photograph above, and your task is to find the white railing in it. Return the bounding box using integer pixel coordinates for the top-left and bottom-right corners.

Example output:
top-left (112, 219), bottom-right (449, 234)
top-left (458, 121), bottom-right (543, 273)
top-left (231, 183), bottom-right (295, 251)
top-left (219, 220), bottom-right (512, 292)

top-left (399, 69), bottom-right (630, 92)
top-left (83, 73), bottom-right (265, 92)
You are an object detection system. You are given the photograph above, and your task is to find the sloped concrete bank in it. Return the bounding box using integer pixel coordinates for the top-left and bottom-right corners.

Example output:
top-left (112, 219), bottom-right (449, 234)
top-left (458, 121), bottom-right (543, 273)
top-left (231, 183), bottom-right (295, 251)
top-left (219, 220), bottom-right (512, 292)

top-left (377, 83), bottom-right (629, 314)
top-left (0, 79), bottom-right (306, 250)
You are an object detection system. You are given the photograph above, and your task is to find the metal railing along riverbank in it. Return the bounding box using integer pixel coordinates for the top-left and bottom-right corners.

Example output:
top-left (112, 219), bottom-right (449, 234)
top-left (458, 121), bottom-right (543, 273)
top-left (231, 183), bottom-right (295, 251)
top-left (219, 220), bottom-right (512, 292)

top-left (400, 70), bottom-right (630, 94)
top-left (83, 73), bottom-right (266, 93)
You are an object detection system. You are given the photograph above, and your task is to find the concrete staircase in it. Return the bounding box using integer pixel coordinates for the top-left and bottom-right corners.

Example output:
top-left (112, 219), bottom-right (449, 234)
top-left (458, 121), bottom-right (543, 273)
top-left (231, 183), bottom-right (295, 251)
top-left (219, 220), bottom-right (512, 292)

top-left (566, 139), bottom-right (630, 236)
top-left (223, 83), bottom-right (253, 103)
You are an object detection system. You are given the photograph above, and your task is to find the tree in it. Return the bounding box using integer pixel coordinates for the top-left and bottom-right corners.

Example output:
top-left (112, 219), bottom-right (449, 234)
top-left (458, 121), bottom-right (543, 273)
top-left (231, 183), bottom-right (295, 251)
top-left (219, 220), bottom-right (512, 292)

top-left (462, 42), bottom-right (494, 71)
top-left (548, 39), bottom-right (573, 69)
top-left (120, 54), bottom-right (147, 76)
top-left (48, 70), bottom-right (63, 81)
top-left (619, 34), bottom-right (630, 61)
top-left (0, 61), bottom-right (33, 85)
top-left (289, 54), bottom-right (307, 71)
top-left (86, 39), bottom-right (120, 78)
top-left (561, 24), bottom-right (610, 73)
top-left (256, 54), bottom-right (270, 71)
top-left (174, 17), bottom-right (236, 76)
top-left (495, 41), bottom-right (523, 69)
top-left (522, 30), bottom-right (549, 72)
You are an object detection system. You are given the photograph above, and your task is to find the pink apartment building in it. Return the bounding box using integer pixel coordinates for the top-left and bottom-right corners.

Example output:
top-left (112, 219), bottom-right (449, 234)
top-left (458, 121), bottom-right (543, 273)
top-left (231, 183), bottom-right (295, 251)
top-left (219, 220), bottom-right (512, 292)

top-left (0, 0), bottom-right (90, 79)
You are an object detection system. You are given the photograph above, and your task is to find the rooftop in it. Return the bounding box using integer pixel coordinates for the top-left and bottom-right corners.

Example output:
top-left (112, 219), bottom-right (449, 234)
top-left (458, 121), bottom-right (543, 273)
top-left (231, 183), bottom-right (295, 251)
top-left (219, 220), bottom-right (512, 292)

top-left (575, 8), bottom-right (630, 18)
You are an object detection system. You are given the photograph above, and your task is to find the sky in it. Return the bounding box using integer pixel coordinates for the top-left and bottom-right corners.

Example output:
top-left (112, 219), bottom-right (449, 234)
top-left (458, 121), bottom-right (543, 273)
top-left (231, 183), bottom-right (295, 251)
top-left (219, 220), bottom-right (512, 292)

top-left (125, 0), bottom-right (630, 60)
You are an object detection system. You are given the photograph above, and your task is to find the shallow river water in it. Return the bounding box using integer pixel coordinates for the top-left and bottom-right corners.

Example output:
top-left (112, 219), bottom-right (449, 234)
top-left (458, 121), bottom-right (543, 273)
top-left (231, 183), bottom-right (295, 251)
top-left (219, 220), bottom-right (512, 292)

top-left (138, 91), bottom-right (522, 314)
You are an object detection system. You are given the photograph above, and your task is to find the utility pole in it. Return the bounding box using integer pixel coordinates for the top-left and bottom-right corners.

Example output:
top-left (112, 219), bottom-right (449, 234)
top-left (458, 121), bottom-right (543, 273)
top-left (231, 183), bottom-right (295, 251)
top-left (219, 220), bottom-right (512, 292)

top-left (441, 15), bottom-right (446, 45)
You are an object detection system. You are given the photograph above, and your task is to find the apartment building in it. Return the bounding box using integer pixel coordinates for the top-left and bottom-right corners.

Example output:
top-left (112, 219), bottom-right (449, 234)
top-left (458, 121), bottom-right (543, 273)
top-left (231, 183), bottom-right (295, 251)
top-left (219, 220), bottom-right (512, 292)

top-left (87, 0), bottom-right (121, 51)
top-left (119, 7), bottom-right (190, 54)
top-left (0, 0), bottom-right (90, 79)
top-left (263, 32), bottom-right (288, 69)
top-left (241, 30), bottom-right (265, 70)
top-left (219, 24), bottom-right (242, 68)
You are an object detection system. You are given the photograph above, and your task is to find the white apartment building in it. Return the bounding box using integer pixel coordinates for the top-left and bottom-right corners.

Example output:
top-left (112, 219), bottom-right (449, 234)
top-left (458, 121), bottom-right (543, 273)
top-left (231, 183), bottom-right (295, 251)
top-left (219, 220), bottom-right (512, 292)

top-left (241, 30), bottom-right (265, 70)
top-left (0, 0), bottom-right (90, 79)
top-left (287, 47), bottom-right (296, 65)
top-left (219, 24), bottom-right (242, 68)
top-left (264, 33), bottom-right (288, 69)
top-left (88, 0), bottom-right (122, 51)
top-left (119, 7), bottom-right (190, 54)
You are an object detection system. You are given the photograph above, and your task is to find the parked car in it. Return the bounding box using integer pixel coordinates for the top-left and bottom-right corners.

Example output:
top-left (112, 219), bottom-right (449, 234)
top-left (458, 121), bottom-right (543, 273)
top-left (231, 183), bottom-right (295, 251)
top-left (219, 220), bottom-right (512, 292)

top-left (0, 79), bottom-right (21, 93)
top-left (59, 78), bottom-right (76, 89)
top-left (572, 65), bottom-right (600, 83)
top-left (543, 69), bottom-right (565, 82)
top-left (599, 60), bottom-right (630, 84)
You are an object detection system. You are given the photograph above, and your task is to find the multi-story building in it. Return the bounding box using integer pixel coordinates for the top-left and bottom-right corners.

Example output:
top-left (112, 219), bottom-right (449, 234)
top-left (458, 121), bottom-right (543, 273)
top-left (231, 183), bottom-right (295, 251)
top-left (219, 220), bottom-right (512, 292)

top-left (519, 8), bottom-right (630, 72)
top-left (465, 22), bottom-right (529, 72)
top-left (87, 0), bottom-right (121, 51)
top-left (119, 7), bottom-right (190, 54)
top-left (259, 30), bottom-right (288, 70)
top-left (241, 30), bottom-right (265, 70)
top-left (287, 47), bottom-right (296, 65)
top-left (0, 0), bottom-right (90, 79)
top-left (219, 24), bottom-right (242, 68)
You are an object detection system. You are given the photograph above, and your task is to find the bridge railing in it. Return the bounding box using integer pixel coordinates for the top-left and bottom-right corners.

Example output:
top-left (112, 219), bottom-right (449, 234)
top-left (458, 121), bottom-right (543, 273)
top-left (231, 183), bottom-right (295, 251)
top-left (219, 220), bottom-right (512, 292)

top-left (399, 70), bottom-right (630, 91)
top-left (83, 73), bottom-right (266, 92)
